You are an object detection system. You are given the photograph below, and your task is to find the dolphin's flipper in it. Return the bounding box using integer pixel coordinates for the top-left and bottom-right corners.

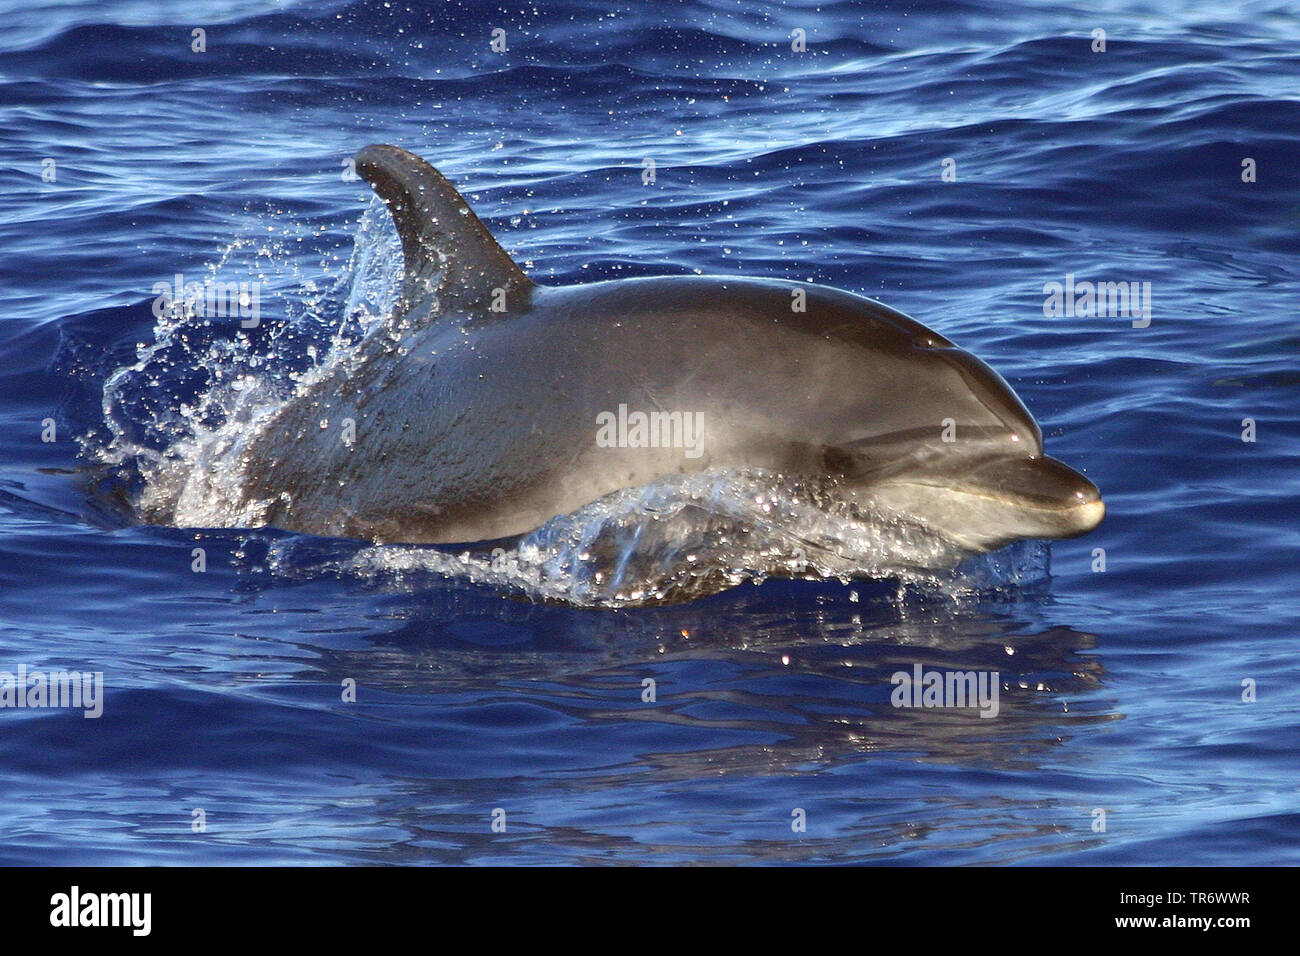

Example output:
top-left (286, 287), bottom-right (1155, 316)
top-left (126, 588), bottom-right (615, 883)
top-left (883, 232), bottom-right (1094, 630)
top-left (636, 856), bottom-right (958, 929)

top-left (355, 144), bottom-right (532, 316)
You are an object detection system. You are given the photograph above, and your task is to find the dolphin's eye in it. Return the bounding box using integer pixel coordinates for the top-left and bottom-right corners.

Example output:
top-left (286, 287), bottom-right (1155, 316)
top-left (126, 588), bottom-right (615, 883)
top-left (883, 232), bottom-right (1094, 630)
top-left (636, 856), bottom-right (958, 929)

top-left (914, 331), bottom-right (956, 349)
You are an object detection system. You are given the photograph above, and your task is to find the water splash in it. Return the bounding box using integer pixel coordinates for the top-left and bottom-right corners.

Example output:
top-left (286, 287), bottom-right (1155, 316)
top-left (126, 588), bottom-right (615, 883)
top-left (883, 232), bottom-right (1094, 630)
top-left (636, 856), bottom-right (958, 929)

top-left (268, 469), bottom-right (1050, 607)
top-left (94, 199), bottom-right (402, 528)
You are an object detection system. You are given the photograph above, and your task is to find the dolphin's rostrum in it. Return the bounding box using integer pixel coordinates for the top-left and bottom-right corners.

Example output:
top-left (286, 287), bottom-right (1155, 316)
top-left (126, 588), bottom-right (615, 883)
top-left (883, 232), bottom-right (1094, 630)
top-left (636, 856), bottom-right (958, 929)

top-left (228, 144), bottom-right (1103, 569)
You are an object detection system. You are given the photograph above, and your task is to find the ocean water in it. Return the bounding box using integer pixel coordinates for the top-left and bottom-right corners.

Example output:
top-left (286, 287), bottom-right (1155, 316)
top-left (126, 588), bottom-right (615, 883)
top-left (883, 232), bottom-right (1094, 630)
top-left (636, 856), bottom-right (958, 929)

top-left (2, 0), bottom-right (1298, 865)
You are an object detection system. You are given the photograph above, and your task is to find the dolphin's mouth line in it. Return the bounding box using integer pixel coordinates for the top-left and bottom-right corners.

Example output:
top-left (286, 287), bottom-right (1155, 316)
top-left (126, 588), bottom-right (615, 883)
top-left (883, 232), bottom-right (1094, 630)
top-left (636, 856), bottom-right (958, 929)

top-left (869, 478), bottom-right (1092, 514)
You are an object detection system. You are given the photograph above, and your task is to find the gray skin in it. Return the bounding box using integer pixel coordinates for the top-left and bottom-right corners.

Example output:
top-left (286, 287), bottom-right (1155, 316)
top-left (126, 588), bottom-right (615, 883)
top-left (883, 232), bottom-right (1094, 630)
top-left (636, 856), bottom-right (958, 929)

top-left (233, 145), bottom-right (1104, 553)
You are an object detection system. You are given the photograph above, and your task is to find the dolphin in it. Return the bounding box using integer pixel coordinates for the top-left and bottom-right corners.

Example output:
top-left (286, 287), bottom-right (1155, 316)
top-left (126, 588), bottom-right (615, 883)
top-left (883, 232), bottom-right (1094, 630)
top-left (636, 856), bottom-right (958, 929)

top-left (221, 144), bottom-right (1103, 562)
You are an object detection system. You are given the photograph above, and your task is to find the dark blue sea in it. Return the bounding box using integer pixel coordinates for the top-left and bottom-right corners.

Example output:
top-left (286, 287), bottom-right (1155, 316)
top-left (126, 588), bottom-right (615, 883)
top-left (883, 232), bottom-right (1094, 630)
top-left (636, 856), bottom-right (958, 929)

top-left (1, 0), bottom-right (1297, 865)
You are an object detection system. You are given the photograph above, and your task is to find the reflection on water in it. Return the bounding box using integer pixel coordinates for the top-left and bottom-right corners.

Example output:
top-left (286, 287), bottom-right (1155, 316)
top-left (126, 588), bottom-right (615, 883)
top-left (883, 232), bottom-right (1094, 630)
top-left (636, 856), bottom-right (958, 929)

top-left (202, 548), bottom-right (1118, 863)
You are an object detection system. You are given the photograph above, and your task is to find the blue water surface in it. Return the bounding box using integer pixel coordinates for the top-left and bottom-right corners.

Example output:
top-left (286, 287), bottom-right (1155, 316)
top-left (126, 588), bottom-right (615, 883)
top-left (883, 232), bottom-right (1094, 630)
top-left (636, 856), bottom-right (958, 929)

top-left (1, 0), bottom-right (1298, 864)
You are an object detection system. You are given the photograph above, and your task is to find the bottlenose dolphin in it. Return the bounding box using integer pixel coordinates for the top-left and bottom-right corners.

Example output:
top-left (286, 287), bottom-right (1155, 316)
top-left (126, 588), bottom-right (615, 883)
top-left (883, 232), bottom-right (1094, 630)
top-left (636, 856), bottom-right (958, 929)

top-left (225, 144), bottom-right (1103, 560)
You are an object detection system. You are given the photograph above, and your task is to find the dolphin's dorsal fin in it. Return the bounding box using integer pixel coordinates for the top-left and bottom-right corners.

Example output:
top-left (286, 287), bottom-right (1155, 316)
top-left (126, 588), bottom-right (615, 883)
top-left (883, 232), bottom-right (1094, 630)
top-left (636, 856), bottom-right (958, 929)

top-left (355, 144), bottom-right (532, 317)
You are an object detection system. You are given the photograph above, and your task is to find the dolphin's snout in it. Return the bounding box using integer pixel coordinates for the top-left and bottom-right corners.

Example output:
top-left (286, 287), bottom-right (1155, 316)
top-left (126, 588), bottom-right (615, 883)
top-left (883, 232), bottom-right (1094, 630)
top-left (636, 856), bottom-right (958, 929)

top-left (1068, 496), bottom-right (1106, 535)
top-left (943, 453), bottom-right (1105, 541)
top-left (967, 455), bottom-right (1099, 509)
top-left (1059, 467), bottom-right (1105, 535)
